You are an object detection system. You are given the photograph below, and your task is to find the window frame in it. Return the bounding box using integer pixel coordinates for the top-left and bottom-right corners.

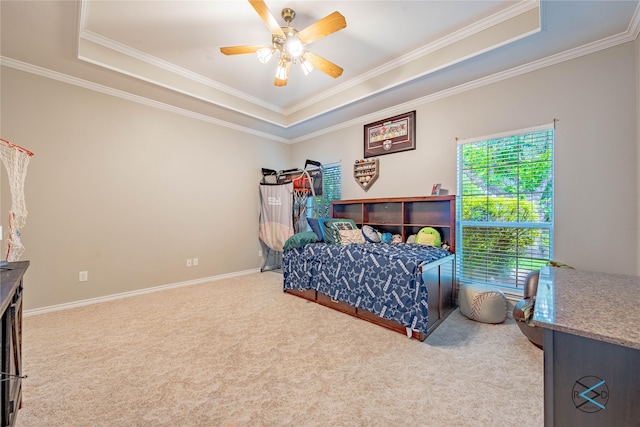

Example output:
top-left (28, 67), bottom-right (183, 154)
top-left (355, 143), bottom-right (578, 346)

top-left (456, 124), bottom-right (555, 295)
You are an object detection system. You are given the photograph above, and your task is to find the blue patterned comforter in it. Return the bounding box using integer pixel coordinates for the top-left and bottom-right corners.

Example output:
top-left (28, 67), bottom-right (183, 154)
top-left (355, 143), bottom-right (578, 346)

top-left (283, 243), bottom-right (452, 333)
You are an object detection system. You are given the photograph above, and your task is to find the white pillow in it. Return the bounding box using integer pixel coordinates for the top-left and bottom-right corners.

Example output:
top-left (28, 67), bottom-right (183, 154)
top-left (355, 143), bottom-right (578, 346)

top-left (339, 229), bottom-right (365, 245)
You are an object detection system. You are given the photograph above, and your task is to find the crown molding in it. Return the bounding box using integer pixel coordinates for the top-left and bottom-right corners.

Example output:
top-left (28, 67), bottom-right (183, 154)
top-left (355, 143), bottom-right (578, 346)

top-left (78, 29), bottom-right (285, 115)
top-left (629, 0), bottom-right (640, 39)
top-left (3, 8), bottom-right (637, 146)
top-left (76, 0), bottom-right (540, 125)
top-left (284, 1), bottom-right (540, 116)
top-left (289, 21), bottom-right (639, 144)
top-left (77, 0), bottom-right (283, 116)
top-left (0, 56), bottom-right (289, 144)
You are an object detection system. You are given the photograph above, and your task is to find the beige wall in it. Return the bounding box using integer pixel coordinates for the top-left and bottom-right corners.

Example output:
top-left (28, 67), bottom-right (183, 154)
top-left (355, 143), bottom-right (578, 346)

top-left (1, 67), bottom-right (290, 310)
top-left (2, 41), bottom-right (638, 311)
top-left (637, 35), bottom-right (640, 271)
top-left (293, 41), bottom-right (639, 276)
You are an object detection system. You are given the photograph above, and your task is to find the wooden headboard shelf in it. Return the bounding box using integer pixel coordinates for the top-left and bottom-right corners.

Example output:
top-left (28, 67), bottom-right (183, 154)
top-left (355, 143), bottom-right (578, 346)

top-left (331, 195), bottom-right (456, 252)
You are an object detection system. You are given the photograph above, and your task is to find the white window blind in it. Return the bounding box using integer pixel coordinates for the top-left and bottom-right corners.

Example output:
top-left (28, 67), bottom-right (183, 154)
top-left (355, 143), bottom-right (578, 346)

top-left (456, 125), bottom-right (554, 292)
top-left (307, 162), bottom-right (341, 218)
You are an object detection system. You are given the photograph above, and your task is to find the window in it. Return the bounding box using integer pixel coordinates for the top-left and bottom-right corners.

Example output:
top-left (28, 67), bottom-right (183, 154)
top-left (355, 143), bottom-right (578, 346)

top-left (307, 162), bottom-right (341, 218)
top-left (456, 125), bottom-right (554, 294)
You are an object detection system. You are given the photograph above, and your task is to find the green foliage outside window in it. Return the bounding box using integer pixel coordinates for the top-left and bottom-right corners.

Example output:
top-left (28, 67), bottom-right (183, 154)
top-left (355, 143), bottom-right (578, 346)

top-left (458, 129), bottom-right (554, 289)
top-left (460, 196), bottom-right (543, 278)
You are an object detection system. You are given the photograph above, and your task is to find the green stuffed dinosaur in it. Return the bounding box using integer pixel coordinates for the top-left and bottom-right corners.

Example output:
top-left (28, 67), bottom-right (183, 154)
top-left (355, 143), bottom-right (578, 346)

top-left (416, 227), bottom-right (441, 247)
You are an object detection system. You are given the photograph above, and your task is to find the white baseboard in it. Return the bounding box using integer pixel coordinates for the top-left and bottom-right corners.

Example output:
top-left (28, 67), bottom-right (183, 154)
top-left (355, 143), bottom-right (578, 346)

top-left (24, 268), bottom-right (261, 317)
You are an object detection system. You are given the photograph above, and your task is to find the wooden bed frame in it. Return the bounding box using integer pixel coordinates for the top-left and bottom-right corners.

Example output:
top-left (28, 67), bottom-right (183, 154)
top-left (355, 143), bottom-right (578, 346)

top-left (285, 255), bottom-right (455, 341)
top-left (284, 196), bottom-right (458, 341)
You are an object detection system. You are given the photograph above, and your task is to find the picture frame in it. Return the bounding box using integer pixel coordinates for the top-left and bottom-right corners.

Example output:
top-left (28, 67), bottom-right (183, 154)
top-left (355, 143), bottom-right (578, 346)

top-left (431, 183), bottom-right (441, 196)
top-left (364, 111), bottom-right (416, 158)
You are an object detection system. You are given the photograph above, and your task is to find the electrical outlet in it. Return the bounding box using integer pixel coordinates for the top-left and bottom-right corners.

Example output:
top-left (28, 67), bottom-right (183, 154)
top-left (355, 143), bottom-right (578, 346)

top-left (79, 271), bottom-right (88, 282)
top-left (192, 258), bottom-right (198, 266)
top-left (258, 249), bottom-right (263, 257)
top-left (186, 259), bottom-right (192, 267)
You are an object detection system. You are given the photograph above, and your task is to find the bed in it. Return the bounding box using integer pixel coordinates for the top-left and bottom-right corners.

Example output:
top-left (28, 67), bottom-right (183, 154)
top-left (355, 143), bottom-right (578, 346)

top-left (281, 196), bottom-right (457, 341)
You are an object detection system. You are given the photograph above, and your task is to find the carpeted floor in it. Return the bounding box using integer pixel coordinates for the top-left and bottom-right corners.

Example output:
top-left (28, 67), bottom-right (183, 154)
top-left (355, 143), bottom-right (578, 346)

top-left (16, 271), bottom-right (544, 426)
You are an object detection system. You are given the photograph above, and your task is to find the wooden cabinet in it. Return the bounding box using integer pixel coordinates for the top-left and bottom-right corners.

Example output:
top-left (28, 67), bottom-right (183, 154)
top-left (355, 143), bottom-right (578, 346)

top-left (331, 196), bottom-right (456, 252)
top-left (1, 261), bottom-right (29, 427)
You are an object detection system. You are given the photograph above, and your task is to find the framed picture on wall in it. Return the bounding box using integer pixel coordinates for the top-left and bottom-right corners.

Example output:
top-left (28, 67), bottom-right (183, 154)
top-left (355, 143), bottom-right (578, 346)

top-left (364, 111), bottom-right (416, 158)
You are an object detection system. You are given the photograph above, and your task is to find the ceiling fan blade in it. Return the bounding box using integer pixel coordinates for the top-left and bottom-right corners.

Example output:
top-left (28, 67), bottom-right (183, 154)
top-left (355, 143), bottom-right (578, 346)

top-left (303, 52), bottom-right (343, 78)
top-left (220, 45), bottom-right (268, 55)
top-left (274, 61), bottom-right (291, 87)
top-left (249, 0), bottom-right (285, 38)
top-left (297, 11), bottom-right (346, 45)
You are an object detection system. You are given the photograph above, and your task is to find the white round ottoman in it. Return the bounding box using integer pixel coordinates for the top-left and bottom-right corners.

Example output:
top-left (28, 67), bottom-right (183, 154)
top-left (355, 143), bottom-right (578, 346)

top-left (459, 284), bottom-right (507, 324)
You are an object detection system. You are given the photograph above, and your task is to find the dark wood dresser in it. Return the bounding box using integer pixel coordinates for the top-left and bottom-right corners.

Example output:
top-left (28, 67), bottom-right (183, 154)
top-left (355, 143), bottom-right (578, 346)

top-left (1, 261), bottom-right (29, 427)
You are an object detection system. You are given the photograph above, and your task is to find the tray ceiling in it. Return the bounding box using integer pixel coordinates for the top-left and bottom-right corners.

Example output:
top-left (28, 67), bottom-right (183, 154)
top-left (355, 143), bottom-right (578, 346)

top-left (1, 1), bottom-right (639, 142)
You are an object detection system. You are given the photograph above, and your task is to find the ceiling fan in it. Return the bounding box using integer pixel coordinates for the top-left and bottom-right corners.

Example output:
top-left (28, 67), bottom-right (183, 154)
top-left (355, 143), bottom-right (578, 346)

top-left (220, 0), bottom-right (346, 87)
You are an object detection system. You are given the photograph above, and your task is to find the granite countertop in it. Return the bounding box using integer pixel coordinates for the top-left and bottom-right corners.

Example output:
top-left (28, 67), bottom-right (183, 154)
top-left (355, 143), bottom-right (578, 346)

top-left (534, 266), bottom-right (640, 350)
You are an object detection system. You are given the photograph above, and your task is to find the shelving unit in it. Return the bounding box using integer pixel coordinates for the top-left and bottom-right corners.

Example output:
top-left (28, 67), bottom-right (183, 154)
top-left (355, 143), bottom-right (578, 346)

top-left (331, 195), bottom-right (456, 252)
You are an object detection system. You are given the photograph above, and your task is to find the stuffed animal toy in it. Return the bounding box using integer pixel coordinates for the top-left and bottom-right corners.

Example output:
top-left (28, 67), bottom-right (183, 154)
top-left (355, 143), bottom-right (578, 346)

top-left (416, 227), bottom-right (441, 247)
top-left (381, 232), bottom-right (393, 243)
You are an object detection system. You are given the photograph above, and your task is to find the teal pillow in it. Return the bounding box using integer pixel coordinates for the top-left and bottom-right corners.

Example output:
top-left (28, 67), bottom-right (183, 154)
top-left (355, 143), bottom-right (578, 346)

top-left (283, 231), bottom-right (320, 250)
top-left (322, 219), bottom-right (358, 244)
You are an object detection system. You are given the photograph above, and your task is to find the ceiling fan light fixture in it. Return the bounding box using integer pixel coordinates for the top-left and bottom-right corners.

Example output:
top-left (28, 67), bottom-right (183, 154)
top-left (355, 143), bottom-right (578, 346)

top-left (275, 59), bottom-right (288, 80)
top-left (256, 47), bottom-right (274, 64)
top-left (284, 35), bottom-right (303, 58)
top-left (300, 58), bottom-right (314, 76)
top-left (219, 2), bottom-right (347, 86)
